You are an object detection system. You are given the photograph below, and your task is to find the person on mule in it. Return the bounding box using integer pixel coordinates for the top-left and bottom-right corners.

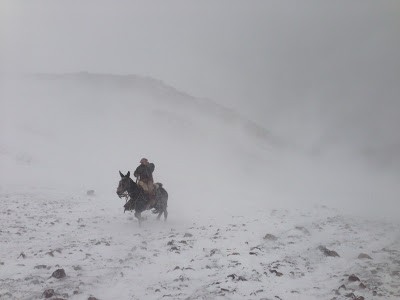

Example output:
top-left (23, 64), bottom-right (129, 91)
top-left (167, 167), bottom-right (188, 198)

top-left (134, 158), bottom-right (156, 209)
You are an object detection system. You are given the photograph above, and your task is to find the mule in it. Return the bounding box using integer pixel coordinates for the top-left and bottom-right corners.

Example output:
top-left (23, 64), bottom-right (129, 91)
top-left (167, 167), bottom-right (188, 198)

top-left (116, 171), bottom-right (168, 225)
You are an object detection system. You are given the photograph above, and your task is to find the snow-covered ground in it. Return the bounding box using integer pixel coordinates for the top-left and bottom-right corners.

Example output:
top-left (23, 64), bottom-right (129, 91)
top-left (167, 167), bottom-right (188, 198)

top-left (0, 185), bottom-right (399, 300)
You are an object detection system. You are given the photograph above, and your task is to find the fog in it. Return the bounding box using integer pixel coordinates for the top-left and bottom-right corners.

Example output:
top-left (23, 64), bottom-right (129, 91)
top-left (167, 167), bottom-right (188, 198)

top-left (1, 1), bottom-right (399, 222)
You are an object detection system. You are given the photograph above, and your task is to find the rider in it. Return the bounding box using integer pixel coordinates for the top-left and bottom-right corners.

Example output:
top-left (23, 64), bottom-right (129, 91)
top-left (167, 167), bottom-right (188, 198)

top-left (134, 158), bottom-right (156, 209)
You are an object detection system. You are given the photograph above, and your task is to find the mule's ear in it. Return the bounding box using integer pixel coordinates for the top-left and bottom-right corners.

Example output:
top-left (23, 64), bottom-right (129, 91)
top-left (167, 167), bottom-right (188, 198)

top-left (126, 171), bottom-right (130, 178)
top-left (119, 171), bottom-right (124, 178)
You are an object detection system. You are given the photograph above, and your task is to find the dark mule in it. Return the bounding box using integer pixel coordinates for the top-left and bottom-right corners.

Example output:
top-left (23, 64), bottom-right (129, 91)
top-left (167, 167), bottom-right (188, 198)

top-left (116, 171), bottom-right (168, 225)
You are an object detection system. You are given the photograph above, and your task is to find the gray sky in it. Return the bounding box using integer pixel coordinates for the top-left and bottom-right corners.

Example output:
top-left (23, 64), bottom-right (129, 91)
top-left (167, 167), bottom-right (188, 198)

top-left (1, 1), bottom-right (399, 153)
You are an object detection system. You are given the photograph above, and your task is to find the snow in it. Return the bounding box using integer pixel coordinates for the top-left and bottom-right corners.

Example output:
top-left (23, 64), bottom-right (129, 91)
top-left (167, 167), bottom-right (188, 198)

top-left (1, 74), bottom-right (399, 299)
top-left (0, 186), bottom-right (399, 299)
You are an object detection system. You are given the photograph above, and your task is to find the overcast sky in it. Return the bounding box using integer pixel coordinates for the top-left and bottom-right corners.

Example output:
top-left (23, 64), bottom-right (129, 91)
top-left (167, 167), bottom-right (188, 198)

top-left (1, 1), bottom-right (399, 152)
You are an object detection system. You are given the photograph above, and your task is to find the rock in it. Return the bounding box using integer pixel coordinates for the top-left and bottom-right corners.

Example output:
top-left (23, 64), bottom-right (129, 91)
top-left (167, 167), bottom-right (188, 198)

top-left (52, 268), bottom-right (66, 279)
top-left (359, 282), bottom-right (367, 289)
top-left (184, 233), bottom-right (193, 237)
top-left (86, 190), bottom-right (95, 196)
top-left (263, 234), bottom-right (278, 241)
top-left (43, 289), bottom-right (55, 298)
top-left (88, 297), bottom-right (98, 300)
top-left (318, 246), bottom-right (340, 257)
top-left (270, 269), bottom-right (283, 277)
top-left (295, 226), bottom-right (310, 235)
top-left (209, 249), bottom-right (219, 256)
top-left (227, 274), bottom-right (247, 281)
top-left (358, 253), bottom-right (372, 260)
top-left (348, 274), bottom-right (360, 282)
top-left (34, 265), bottom-right (47, 269)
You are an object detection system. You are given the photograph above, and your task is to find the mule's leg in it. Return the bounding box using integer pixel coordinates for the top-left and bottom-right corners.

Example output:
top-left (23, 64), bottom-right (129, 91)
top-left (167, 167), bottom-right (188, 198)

top-left (134, 211), bottom-right (142, 226)
top-left (156, 211), bottom-right (163, 220)
top-left (163, 207), bottom-right (168, 221)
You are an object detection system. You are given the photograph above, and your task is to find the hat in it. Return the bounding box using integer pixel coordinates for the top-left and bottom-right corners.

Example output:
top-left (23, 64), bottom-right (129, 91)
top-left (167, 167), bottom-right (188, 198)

top-left (140, 158), bottom-right (148, 164)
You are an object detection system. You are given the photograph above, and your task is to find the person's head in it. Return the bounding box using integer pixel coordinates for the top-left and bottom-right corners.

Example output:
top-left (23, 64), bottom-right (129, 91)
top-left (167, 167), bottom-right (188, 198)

top-left (140, 158), bottom-right (148, 165)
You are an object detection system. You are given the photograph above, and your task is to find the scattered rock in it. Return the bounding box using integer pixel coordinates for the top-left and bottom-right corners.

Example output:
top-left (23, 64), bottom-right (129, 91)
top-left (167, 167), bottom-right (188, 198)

top-left (18, 252), bottom-right (26, 259)
top-left (318, 246), bottom-right (340, 257)
top-left (348, 274), bottom-right (360, 282)
top-left (43, 289), bottom-right (55, 298)
top-left (264, 234), bottom-right (278, 241)
top-left (270, 269), bottom-right (283, 277)
top-left (295, 226), bottom-right (310, 235)
top-left (227, 274), bottom-right (247, 281)
top-left (52, 269), bottom-right (66, 279)
top-left (88, 297), bottom-right (98, 300)
top-left (358, 253), bottom-right (372, 260)
top-left (34, 265), bottom-right (47, 269)
top-left (359, 282), bottom-right (366, 289)
top-left (209, 249), bottom-right (219, 256)
top-left (86, 190), bottom-right (95, 196)
top-left (183, 233), bottom-right (193, 237)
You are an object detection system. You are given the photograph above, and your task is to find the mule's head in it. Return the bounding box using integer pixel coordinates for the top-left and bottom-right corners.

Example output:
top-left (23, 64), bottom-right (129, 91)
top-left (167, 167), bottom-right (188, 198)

top-left (117, 171), bottom-right (131, 198)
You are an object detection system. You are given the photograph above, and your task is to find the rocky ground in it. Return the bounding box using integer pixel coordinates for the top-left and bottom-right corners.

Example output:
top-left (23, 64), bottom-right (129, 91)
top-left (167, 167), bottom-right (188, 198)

top-left (0, 187), bottom-right (399, 300)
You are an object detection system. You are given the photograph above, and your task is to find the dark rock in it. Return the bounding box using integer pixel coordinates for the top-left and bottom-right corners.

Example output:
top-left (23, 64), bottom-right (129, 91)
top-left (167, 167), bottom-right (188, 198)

top-left (209, 249), bottom-right (219, 256)
top-left (318, 246), bottom-right (340, 257)
top-left (227, 274), bottom-right (247, 281)
top-left (52, 269), bottom-right (66, 279)
top-left (270, 269), bottom-right (283, 277)
top-left (348, 274), bottom-right (360, 282)
top-left (263, 234), bottom-right (278, 241)
top-left (359, 282), bottom-right (366, 289)
top-left (88, 297), bottom-right (98, 300)
top-left (43, 289), bottom-right (55, 298)
top-left (184, 233), bottom-right (193, 237)
top-left (86, 190), bottom-right (95, 196)
top-left (358, 253), bottom-right (372, 260)
top-left (295, 226), bottom-right (310, 235)
top-left (34, 265), bottom-right (47, 269)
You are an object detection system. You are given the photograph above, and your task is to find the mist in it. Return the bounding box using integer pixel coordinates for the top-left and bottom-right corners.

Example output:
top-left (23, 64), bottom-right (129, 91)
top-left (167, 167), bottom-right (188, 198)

top-left (1, 2), bottom-right (399, 219)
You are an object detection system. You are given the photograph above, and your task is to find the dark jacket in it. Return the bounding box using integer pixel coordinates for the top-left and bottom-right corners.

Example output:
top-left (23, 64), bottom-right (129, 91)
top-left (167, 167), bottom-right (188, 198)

top-left (134, 163), bottom-right (155, 183)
